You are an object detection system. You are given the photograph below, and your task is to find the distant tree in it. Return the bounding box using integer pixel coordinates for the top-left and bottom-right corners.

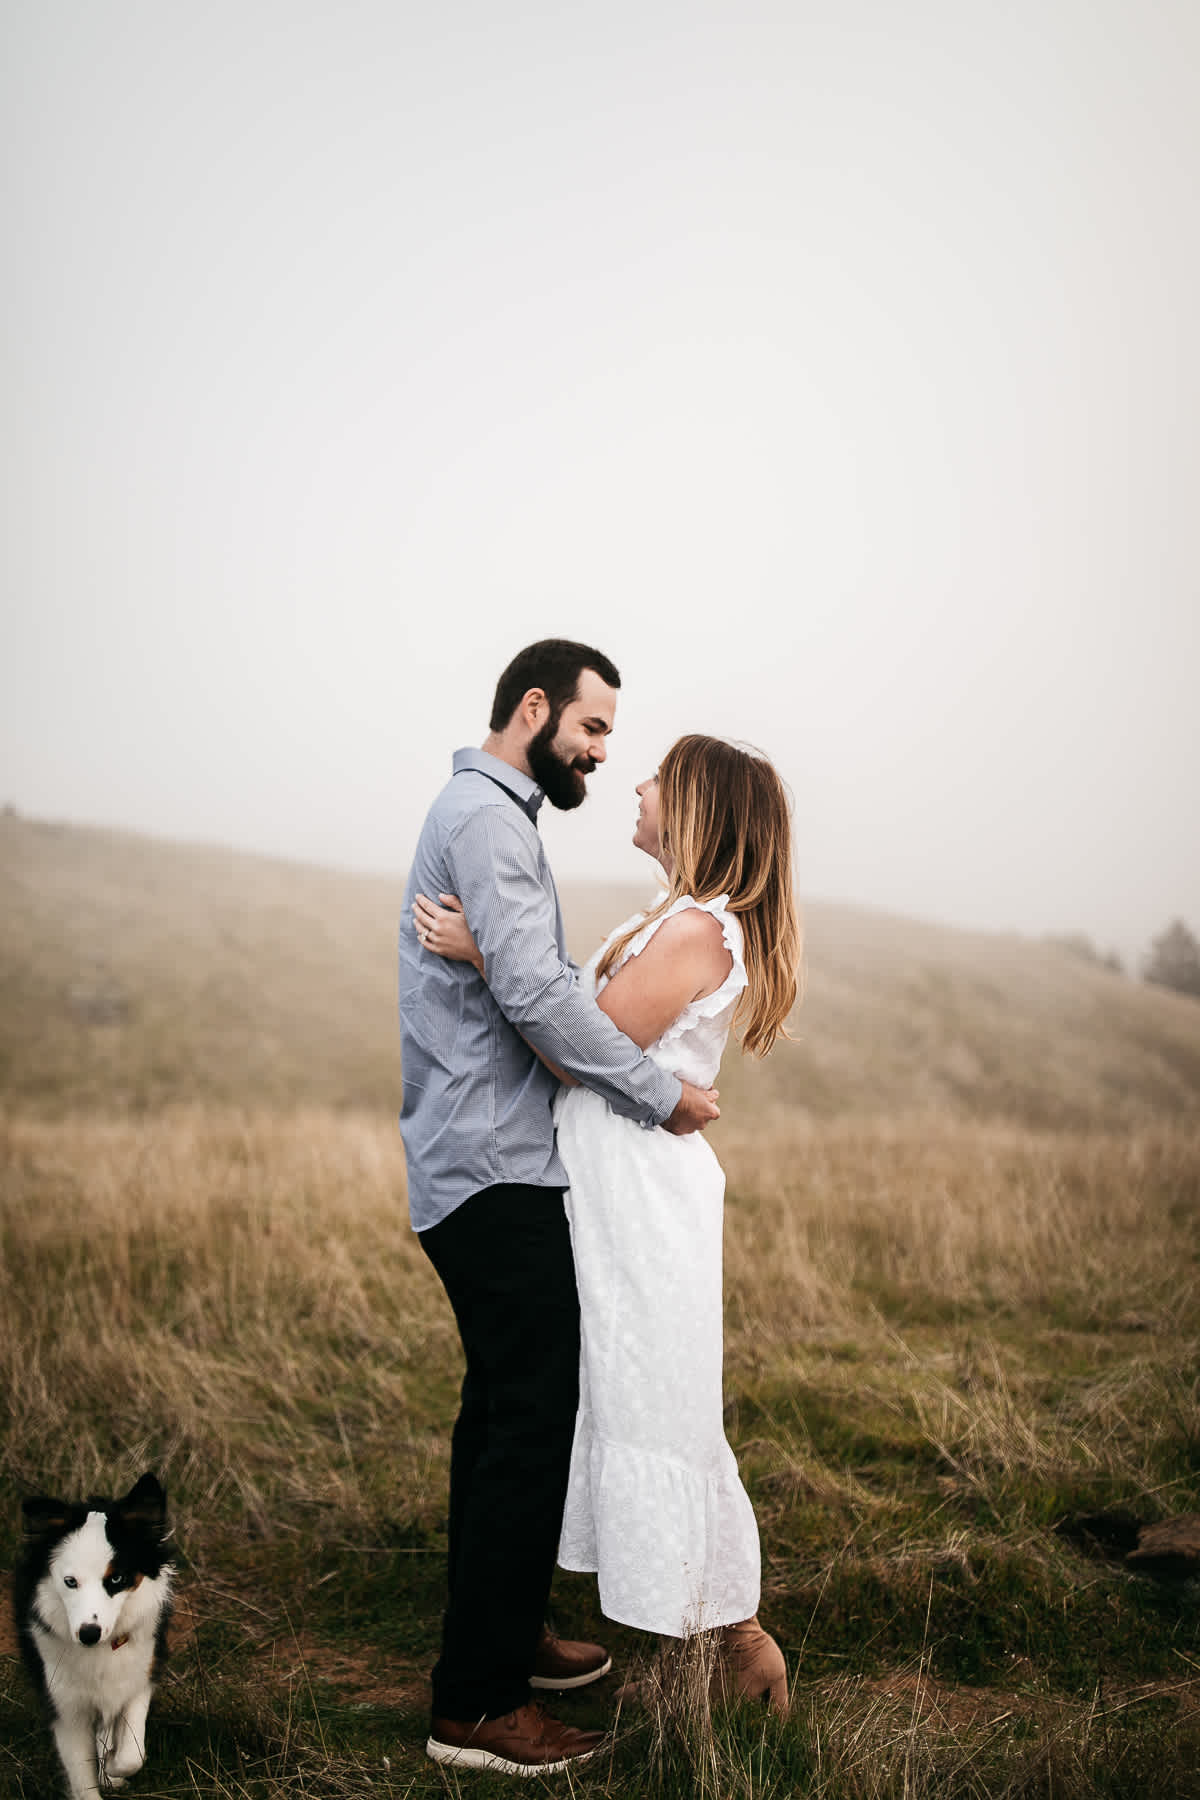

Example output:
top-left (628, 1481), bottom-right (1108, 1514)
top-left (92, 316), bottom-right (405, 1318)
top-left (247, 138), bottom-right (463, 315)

top-left (1049, 932), bottom-right (1124, 976)
top-left (1143, 919), bottom-right (1200, 999)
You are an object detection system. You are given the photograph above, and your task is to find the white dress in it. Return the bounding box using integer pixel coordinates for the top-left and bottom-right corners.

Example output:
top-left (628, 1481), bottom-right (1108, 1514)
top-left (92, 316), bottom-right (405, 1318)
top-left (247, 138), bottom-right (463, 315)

top-left (555, 893), bottom-right (762, 1637)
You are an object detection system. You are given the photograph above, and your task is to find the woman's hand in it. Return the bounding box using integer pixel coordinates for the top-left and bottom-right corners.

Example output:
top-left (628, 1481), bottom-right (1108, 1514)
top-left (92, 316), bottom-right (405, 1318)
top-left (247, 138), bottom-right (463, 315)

top-left (413, 892), bottom-right (484, 972)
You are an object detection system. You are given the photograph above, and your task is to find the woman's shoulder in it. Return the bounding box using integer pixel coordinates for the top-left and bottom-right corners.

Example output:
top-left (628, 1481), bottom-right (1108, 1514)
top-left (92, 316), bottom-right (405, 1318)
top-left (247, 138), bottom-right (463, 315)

top-left (653, 899), bottom-right (730, 953)
top-left (646, 894), bottom-right (745, 998)
top-left (662, 892), bottom-right (743, 948)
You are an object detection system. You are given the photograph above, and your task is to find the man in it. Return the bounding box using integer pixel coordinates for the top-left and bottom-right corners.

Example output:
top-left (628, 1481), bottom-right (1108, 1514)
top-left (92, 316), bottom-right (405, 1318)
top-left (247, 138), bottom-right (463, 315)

top-left (397, 639), bottom-right (719, 1774)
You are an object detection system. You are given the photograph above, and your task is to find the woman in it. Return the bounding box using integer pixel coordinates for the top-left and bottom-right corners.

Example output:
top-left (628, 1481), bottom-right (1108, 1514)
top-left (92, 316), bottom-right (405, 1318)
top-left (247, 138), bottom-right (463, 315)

top-left (414, 734), bottom-right (801, 1712)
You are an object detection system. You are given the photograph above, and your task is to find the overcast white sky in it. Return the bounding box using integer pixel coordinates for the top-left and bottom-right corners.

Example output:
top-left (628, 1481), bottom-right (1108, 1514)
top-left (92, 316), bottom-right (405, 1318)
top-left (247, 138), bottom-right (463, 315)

top-left (4, 0), bottom-right (1197, 960)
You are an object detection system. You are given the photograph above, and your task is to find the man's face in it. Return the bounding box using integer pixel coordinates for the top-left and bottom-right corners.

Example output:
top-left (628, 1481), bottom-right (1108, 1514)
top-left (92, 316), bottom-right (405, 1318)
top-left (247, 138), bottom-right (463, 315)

top-left (527, 669), bottom-right (617, 812)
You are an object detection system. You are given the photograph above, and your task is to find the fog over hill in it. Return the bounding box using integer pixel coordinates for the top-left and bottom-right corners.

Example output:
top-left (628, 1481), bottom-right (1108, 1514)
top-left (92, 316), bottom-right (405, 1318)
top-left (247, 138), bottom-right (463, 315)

top-left (2, 811), bottom-right (1198, 1128)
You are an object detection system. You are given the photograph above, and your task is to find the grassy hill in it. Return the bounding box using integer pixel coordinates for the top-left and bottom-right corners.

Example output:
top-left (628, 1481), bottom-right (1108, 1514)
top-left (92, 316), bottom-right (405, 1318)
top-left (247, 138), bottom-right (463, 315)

top-left (2, 808), bottom-right (1198, 1126)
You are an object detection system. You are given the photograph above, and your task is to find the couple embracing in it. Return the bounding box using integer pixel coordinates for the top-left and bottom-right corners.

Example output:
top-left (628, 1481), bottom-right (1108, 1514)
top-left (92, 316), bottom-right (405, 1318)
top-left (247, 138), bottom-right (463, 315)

top-left (397, 639), bottom-right (801, 1774)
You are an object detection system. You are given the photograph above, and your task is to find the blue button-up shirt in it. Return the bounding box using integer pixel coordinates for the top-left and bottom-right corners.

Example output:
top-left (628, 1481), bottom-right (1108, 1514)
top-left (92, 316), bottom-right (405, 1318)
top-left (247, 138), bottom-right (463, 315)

top-left (398, 748), bottom-right (682, 1231)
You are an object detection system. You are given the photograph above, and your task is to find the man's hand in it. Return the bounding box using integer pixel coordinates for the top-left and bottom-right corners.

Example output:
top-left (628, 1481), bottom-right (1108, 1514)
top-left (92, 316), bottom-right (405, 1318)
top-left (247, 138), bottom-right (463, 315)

top-left (661, 1079), bottom-right (720, 1136)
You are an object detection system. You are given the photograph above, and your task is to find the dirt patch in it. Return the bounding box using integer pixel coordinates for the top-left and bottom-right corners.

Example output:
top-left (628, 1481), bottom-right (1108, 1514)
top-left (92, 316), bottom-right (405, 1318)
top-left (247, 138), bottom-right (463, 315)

top-left (261, 1630), bottom-right (428, 1711)
top-left (860, 1669), bottom-right (1030, 1730)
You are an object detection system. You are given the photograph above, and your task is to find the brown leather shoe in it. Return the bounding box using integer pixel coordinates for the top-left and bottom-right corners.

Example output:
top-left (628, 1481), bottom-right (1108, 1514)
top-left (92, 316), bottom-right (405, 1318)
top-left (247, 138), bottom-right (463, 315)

top-left (529, 1624), bottom-right (613, 1690)
top-left (426, 1703), bottom-right (605, 1773)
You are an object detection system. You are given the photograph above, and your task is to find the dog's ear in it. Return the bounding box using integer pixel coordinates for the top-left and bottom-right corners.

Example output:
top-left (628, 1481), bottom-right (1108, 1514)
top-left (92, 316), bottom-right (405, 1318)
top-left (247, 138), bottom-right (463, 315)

top-left (22, 1496), bottom-right (73, 1536)
top-left (118, 1472), bottom-right (167, 1528)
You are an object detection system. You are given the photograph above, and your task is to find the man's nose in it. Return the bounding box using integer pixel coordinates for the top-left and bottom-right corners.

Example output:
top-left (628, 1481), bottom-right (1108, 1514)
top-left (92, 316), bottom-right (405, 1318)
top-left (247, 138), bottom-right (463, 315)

top-left (590, 738), bottom-right (607, 763)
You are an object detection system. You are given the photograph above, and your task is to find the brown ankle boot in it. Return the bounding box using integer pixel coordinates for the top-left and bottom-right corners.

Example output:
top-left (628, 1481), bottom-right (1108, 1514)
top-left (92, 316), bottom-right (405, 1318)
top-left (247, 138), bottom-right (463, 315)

top-left (712, 1617), bottom-right (789, 1715)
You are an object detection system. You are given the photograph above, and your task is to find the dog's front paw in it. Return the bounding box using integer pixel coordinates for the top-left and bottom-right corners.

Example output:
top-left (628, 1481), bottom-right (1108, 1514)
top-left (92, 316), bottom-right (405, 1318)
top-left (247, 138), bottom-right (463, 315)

top-left (101, 1751), bottom-right (143, 1787)
top-left (99, 1747), bottom-right (140, 1787)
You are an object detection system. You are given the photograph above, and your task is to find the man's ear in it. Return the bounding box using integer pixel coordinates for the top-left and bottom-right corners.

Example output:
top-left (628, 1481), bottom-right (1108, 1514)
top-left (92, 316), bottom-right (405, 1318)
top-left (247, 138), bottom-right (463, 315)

top-left (519, 687), bottom-right (548, 731)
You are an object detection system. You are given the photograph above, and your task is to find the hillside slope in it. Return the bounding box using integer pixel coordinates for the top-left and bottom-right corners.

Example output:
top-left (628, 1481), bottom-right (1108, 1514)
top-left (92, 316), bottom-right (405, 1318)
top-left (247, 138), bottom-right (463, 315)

top-left (2, 811), bottom-right (1198, 1126)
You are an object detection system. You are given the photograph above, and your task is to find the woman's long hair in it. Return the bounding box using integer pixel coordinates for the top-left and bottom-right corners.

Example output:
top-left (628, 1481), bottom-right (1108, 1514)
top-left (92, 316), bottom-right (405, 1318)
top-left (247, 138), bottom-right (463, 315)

top-left (596, 734), bottom-right (803, 1056)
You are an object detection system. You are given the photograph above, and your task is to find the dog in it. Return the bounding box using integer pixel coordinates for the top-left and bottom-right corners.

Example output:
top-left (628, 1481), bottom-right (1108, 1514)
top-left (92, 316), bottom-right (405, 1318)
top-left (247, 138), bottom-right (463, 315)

top-left (13, 1472), bottom-right (175, 1799)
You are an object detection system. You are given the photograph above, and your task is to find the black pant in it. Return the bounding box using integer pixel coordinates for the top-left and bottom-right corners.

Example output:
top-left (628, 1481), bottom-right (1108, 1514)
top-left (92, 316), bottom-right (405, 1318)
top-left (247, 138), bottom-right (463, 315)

top-left (418, 1183), bottom-right (580, 1721)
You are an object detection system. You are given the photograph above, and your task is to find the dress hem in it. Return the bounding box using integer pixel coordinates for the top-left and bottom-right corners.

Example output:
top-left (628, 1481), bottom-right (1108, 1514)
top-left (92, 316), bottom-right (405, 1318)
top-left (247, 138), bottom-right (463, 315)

top-left (554, 1556), bottom-right (758, 1638)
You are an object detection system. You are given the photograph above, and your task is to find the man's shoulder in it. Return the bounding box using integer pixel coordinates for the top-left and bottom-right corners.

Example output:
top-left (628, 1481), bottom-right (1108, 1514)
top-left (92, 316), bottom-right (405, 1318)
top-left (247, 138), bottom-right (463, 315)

top-left (420, 767), bottom-right (505, 827)
top-left (415, 775), bottom-right (542, 889)
top-left (427, 770), bottom-right (533, 836)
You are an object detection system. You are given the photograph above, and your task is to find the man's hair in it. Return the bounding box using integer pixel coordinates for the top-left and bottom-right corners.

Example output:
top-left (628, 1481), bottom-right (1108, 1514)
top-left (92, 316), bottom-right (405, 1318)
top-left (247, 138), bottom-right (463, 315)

top-left (489, 639), bottom-right (621, 733)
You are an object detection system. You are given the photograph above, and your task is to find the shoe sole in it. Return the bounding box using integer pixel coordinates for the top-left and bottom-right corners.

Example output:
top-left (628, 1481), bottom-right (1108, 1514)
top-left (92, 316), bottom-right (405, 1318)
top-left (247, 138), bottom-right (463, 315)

top-left (529, 1653), bottom-right (612, 1691)
top-left (426, 1736), bottom-right (600, 1774)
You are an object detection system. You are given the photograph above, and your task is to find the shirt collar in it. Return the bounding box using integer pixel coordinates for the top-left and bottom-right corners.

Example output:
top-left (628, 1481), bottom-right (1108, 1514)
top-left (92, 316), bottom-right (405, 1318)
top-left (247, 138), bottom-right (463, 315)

top-left (452, 746), bottom-right (545, 822)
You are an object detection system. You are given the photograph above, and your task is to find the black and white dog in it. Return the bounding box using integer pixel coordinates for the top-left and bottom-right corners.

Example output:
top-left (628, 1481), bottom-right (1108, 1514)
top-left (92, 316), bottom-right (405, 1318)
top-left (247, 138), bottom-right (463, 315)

top-left (13, 1472), bottom-right (175, 1799)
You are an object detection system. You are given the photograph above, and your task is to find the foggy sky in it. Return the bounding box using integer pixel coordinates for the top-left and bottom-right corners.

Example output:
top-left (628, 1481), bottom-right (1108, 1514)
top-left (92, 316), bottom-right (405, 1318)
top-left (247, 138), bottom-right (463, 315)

top-left (4, 0), bottom-right (1198, 962)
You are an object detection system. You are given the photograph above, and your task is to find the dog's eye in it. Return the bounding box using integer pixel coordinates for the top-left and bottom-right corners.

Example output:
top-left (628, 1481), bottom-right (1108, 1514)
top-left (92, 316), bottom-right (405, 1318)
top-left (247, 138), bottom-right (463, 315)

top-left (63, 1576), bottom-right (78, 1589)
top-left (106, 1573), bottom-right (126, 1591)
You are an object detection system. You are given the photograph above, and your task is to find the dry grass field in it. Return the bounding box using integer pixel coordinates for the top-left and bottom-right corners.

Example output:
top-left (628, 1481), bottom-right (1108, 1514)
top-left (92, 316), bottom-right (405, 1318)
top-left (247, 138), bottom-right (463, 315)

top-left (1, 813), bottom-right (1199, 1797)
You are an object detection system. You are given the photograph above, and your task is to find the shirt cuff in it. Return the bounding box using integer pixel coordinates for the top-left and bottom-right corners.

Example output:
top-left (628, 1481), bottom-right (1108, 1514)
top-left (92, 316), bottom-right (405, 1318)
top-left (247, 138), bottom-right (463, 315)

top-left (645, 1073), bottom-right (682, 1128)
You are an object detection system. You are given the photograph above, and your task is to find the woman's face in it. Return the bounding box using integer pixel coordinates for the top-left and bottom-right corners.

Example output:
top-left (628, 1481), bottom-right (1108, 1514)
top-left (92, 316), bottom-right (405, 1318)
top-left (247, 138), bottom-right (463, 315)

top-left (633, 774), bottom-right (664, 863)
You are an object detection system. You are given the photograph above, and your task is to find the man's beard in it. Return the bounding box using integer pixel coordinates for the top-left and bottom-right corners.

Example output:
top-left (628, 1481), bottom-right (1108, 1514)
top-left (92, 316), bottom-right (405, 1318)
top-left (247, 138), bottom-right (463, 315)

top-left (528, 717), bottom-right (595, 812)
